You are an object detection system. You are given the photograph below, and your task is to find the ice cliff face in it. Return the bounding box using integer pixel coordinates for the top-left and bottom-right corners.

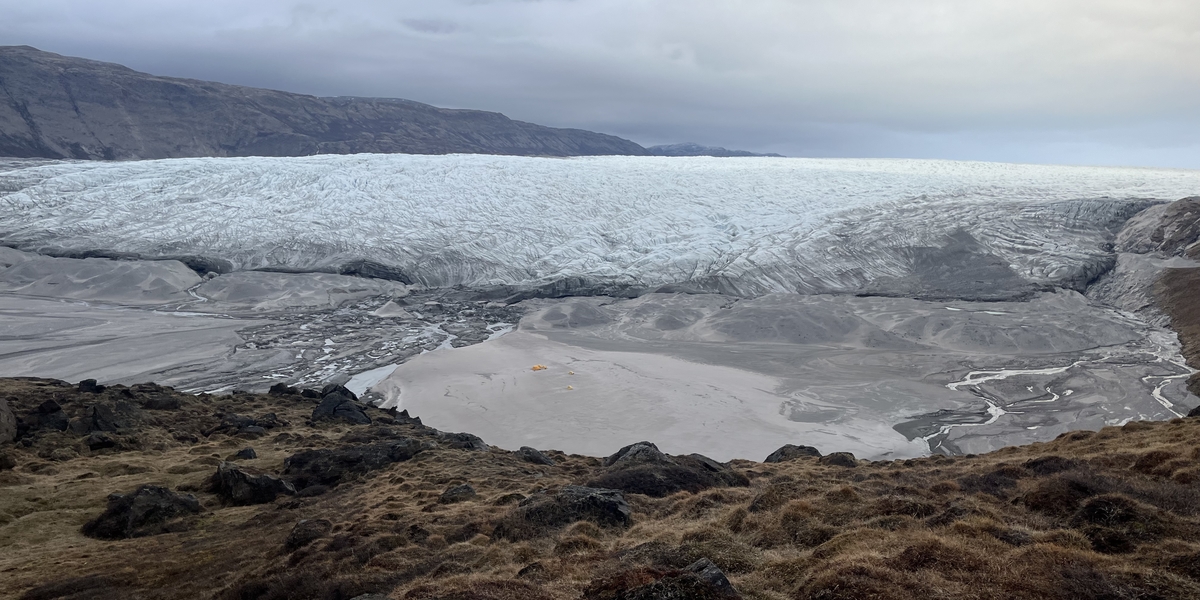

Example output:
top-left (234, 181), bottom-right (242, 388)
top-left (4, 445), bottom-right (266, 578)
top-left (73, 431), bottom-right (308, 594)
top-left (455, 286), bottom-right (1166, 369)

top-left (1, 155), bottom-right (1197, 300)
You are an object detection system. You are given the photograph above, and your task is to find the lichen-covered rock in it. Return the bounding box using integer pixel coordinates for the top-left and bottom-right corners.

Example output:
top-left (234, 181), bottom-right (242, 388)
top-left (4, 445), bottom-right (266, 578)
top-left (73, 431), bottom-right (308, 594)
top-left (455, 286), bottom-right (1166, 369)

top-left (764, 444), bottom-right (822, 463)
top-left (517, 446), bottom-right (556, 466)
top-left (818, 452), bottom-right (858, 468)
top-left (510, 486), bottom-right (632, 533)
top-left (81, 485), bottom-right (201, 539)
top-left (438, 431), bottom-right (489, 451)
top-left (283, 438), bottom-right (430, 489)
top-left (285, 519), bottom-right (333, 551)
top-left (604, 441), bottom-right (672, 467)
top-left (439, 483), bottom-right (478, 504)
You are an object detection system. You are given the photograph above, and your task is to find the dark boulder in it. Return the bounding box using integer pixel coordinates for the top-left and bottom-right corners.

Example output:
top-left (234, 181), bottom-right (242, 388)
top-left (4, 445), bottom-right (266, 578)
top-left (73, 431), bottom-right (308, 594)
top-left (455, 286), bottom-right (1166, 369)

top-left (238, 426), bottom-right (267, 439)
top-left (211, 461), bottom-right (296, 505)
top-left (604, 441), bottom-right (672, 467)
top-left (234, 447), bottom-right (258, 460)
top-left (1189, 404), bottom-right (1200, 418)
top-left (78, 379), bottom-right (106, 394)
top-left (81, 485), bottom-right (201, 539)
top-left (312, 393), bottom-right (371, 425)
top-left (85, 432), bottom-right (117, 451)
top-left (255, 413), bottom-right (287, 429)
top-left (438, 431), bottom-right (489, 451)
top-left (268, 382), bottom-right (300, 397)
top-left (818, 452), bottom-right (858, 468)
top-left (440, 483), bottom-right (478, 504)
top-left (503, 486), bottom-right (632, 537)
top-left (285, 518), bottom-right (333, 551)
top-left (283, 438), bottom-right (430, 489)
top-left (517, 446), bottom-right (556, 466)
top-left (589, 451), bottom-right (748, 498)
top-left (27, 399), bottom-right (69, 432)
top-left (0, 453), bottom-right (15, 470)
top-left (142, 396), bottom-right (180, 410)
top-left (763, 444), bottom-right (822, 463)
top-left (0, 398), bottom-right (15, 445)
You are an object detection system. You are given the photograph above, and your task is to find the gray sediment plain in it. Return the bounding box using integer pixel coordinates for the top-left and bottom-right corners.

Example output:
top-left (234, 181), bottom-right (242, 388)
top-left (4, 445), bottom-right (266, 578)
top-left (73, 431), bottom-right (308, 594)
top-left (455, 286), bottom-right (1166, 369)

top-left (1, 198), bottom-right (1197, 460)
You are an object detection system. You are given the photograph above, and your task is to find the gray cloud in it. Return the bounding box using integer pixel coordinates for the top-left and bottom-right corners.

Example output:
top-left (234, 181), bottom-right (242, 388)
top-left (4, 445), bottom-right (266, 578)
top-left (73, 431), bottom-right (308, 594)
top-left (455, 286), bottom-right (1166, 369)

top-left (3, 0), bottom-right (1199, 167)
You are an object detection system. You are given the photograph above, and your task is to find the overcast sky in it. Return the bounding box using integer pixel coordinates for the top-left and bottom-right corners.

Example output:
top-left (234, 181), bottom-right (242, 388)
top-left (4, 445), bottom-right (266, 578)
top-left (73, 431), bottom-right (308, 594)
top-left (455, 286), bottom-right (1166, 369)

top-left (3, 1), bottom-right (1199, 167)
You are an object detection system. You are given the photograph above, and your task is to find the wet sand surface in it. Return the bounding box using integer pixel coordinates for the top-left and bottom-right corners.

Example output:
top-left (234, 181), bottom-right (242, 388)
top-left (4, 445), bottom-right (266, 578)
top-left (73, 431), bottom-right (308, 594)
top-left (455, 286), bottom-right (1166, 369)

top-left (377, 292), bottom-right (1197, 460)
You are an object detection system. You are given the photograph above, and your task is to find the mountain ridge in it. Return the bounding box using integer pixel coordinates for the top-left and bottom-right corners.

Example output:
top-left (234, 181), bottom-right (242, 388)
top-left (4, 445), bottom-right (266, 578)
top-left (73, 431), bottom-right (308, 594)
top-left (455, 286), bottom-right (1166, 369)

top-left (0, 45), bottom-right (648, 160)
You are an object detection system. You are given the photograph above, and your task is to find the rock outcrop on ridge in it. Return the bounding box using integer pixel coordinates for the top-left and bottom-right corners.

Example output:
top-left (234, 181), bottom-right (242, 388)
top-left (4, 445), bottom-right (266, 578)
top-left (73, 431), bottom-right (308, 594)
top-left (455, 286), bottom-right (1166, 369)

top-left (0, 46), bottom-right (648, 160)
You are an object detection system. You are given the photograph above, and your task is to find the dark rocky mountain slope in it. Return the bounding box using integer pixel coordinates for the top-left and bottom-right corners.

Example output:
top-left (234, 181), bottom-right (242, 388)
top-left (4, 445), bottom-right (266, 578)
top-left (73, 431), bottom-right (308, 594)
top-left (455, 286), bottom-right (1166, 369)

top-left (0, 46), bottom-right (648, 160)
top-left (647, 142), bottom-right (783, 157)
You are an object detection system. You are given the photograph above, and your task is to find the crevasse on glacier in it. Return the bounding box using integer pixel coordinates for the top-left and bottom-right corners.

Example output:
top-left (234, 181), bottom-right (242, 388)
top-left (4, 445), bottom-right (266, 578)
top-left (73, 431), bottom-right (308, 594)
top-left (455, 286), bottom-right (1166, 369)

top-left (1, 155), bottom-right (1197, 299)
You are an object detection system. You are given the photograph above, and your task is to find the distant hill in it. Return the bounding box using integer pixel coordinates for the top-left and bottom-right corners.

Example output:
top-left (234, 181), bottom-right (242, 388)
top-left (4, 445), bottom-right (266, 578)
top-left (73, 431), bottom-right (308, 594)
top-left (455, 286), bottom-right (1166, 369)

top-left (647, 142), bottom-right (783, 157)
top-left (0, 46), bottom-right (648, 160)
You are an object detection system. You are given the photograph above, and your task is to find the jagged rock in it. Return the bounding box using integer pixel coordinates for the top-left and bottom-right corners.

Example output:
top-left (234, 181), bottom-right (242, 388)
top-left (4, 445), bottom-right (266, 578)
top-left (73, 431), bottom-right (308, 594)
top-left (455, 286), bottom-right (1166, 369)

top-left (320, 384), bottom-right (358, 400)
top-left (818, 452), bottom-right (858, 468)
top-left (390, 409), bottom-right (423, 426)
top-left (514, 486), bottom-right (632, 530)
top-left (0, 398), bottom-right (15, 444)
top-left (438, 431), bottom-right (489, 451)
top-left (85, 432), bottom-right (116, 451)
top-left (81, 485), bottom-right (201, 539)
top-left (440, 483), bottom-right (478, 504)
top-left (211, 462), bottom-right (296, 505)
top-left (517, 446), bottom-right (556, 466)
top-left (283, 439), bottom-right (430, 489)
top-left (763, 444), bottom-right (822, 463)
top-left (233, 447), bottom-right (257, 460)
top-left (301, 389), bottom-right (321, 399)
top-left (268, 383), bottom-right (300, 397)
top-left (1189, 404), bottom-right (1200, 418)
top-left (312, 391), bottom-right (371, 425)
top-left (77, 379), bottom-right (105, 394)
top-left (285, 518), bottom-right (333, 551)
top-left (83, 404), bottom-right (121, 433)
top-left (604, 441), bottom-right (672, 467)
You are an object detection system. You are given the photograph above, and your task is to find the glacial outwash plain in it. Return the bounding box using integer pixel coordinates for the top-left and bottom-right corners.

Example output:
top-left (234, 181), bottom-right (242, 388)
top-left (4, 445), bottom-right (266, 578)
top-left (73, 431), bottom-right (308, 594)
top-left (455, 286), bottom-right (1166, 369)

top-left (2, 154), bottom-right (1200, 599)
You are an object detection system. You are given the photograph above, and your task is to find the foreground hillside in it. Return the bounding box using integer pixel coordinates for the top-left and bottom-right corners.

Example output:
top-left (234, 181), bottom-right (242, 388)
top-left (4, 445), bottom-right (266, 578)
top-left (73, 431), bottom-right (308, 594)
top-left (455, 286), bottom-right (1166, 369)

top-left (3, 376), bottom-right (1200, 600)
top-left (0, 46), bottom-right (646, 160)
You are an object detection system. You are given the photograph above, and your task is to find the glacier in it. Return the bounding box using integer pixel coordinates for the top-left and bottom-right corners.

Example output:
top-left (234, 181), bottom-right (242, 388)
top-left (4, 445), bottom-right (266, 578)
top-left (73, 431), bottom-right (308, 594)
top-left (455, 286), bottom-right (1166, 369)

top-left (1, 154), bottom-right (1198, 460)
top-left (3, 154), bottom-right (1199, 298)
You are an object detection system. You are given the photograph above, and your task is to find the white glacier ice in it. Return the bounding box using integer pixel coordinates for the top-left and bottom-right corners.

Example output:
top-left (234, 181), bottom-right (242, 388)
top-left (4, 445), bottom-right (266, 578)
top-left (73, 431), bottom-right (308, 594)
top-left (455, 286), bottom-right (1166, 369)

top-left (2, 154), bottom-right (1198, 298)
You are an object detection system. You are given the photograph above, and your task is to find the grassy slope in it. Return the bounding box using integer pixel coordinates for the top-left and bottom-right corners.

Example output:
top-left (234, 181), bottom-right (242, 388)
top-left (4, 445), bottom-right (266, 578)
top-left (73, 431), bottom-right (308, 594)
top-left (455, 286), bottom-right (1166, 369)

top-left (2, 378), bottom-right (1200, 600)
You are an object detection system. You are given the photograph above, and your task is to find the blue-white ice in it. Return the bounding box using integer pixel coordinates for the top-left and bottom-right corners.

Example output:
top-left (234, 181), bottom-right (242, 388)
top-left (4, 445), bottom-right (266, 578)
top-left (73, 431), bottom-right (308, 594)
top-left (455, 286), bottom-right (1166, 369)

top-left (1, 155), bottom-right (1197, 296)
